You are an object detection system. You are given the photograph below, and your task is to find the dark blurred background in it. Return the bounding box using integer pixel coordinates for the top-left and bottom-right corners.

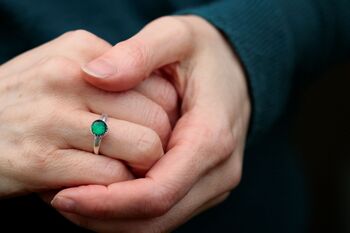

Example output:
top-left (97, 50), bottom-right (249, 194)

top-left (294, 62), bottom-right (350, 233)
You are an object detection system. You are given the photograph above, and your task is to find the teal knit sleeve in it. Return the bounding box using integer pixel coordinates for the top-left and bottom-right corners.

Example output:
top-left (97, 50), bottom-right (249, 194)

top-left (177, 0), bottom-right (350, 145)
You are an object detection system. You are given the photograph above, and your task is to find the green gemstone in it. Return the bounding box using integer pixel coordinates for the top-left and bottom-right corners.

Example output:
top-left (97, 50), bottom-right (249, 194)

top-left (91, 120), bottom-right (107, 136)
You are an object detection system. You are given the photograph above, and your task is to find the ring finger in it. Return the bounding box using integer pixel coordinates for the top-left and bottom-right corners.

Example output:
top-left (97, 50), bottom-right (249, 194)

top-left (62, 110), bottom-right (164, 175)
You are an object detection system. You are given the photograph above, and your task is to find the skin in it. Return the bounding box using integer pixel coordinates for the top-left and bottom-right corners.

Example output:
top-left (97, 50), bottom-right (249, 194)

top-left (0, 30), bottom-right (177, 198)
top-left (51, 16), bottom-right (251, 232)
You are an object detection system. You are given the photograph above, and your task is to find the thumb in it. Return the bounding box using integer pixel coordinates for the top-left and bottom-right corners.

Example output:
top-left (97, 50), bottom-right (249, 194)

top-left (82, 16), bottom-right (193, 91)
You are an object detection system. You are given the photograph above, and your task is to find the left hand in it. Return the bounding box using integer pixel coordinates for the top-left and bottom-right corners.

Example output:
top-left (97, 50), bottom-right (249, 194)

top-left (50, 16), bottom-right (251, 233)
top-left (0, 31), bottom-right (178, 178)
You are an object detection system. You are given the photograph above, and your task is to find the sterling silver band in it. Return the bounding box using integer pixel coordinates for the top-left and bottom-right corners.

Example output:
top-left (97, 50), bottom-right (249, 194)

top-left (93, 135), bottom-right (102, 155)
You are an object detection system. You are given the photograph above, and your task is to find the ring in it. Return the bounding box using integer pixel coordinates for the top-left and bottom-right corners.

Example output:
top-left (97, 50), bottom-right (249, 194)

top-left (91, 114), bottom-right (108, 154)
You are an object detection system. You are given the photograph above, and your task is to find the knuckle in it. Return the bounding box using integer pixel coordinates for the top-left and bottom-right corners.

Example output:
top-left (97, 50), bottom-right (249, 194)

top-left (155, 16), bottom-right (193, 48)
top-left (141, 187), bottom-right (174, 217)
top-left (217, 192), bottom-right (231, 204)
top-left (224, 156), bottom-right (243, 191)
top-left (228, 168), bottom-right (242, 190)
top-left (147, 105), bottom-right (171, 140)
top-left (145, 201), bottom-right (169, 217)
top-left (36, 56), bottom-right (81, 89)
top-left (61, 29), bottom-right (98, 47)
top-left (150, 75), bottom-right (178, 113)
top-left (117, 39), bottom-right (149, 75)
top-left (59, 30), bottom-right (111, 59)
top-left (100, 160), bottom-right (131, 183)
top-left (160, 86), bottom-right (178, 114)
top-left (218, 128), bottom-right (236, 160)
top-left (136, 129), bottom-right (163, 163)
top-left (209, 122), bottom-right (235, 160)
top-left (225, 176), bottom-right (241, 193)
top-left (230, 158), bottom-right (243, 189)
top-left (191, 119), bottom-right (235, 166)
top-left (233, 172), bottom-right (242, 189)
top-left (157, 16), bottom-right (190, 33)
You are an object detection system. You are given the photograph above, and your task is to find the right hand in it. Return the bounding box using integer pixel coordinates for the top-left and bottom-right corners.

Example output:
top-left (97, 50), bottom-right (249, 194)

top-left (0, 30), bottom-right (178, 198)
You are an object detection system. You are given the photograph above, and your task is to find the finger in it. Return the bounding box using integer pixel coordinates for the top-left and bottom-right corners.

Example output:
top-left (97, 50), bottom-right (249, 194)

top-left (0, 30), bottom-right (111, 78)
top-left (134, 74), bottom-right (179, 126)
top-left (25, 149), bottom-right (133, 190)
top-left (82, 16), bottom-right (193, 91)
top-left (56, 175), bottom-right (231, 233)
top-left (55, 194), bottom-right (230, 233)
top-left (56, 149), bottom-right (236, 232)
top-left (50, 108), bottom-right (235, 218)
top-left (63, 110), bottom-right (164, 174)
top-left (0, 30), bottom-right (180, 127)
top-left (22, 56), bottom-right (167, 174)
top-left (82, 89), bottom-right (172, 145)
top-left (27, 55), bottom-right (172, 146)
top-left (191, 192), bottom-right (230, 217)
top-left (50, 40), bottom-right (245, 219)
top-left (52, 135), bottom-right (240, 229)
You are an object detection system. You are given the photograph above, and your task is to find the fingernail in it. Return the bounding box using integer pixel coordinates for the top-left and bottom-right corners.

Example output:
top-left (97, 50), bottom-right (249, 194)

top-left (51, 196), bottom-right (76, 212)
top-left (82, 59), bottom-right (117, 78)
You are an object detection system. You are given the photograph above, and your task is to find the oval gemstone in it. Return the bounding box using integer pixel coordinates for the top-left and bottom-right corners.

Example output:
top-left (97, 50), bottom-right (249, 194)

top-left (91, 120), bottom-right (107, 136)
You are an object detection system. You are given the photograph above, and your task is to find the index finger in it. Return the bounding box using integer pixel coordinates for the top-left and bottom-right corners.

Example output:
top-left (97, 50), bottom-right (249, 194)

top-left (0, 30), bottom-right (111, 78)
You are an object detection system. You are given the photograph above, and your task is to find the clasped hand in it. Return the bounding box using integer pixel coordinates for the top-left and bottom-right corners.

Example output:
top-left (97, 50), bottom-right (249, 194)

top-left (0, 16), bottom-right (250, 233)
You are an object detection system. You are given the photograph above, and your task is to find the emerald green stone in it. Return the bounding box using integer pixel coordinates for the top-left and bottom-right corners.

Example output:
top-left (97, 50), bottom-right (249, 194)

top-left (91, 120), bottom-right (107, 136)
